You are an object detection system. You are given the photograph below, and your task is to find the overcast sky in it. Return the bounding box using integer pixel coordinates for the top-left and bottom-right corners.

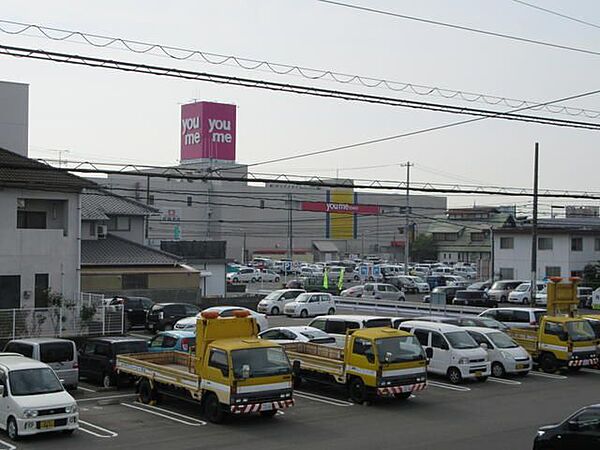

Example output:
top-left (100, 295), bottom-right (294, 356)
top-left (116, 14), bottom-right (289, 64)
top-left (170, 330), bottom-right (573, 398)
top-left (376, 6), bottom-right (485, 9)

top-left (1, 0), bottom-right (599, 212)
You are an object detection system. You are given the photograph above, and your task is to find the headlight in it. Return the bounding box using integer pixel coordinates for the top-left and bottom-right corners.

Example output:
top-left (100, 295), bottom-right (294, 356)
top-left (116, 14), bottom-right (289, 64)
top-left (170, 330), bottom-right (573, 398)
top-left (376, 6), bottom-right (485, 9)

top-left (458, 357), bottom-right (469, 365)
top-left (537, 430), bottom-right (545, 437)
top-left (23, 409), bottom-right (38, 418)
top-left (65, 404), bottom-right (78, 414)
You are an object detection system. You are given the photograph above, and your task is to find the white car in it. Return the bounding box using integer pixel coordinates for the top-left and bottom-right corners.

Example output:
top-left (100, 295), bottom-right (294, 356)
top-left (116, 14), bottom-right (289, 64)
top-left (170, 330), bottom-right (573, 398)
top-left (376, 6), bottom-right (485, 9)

top-left (258, 326), bottom-right (336, 345)
top-left (463, 327), bottom-right (532, 377)
top-left (405, 276), bottom-right (430, 293)
top-left (226, 267), bottom-right (260, 283)
top-left (362, 283), bottom-right (406, 301)
top-left (0, 353), bottom-right (79, 440)
top-left (259, 270), bottom-right (281, 283)
top-left (257, 289), bottom-right (306, 315)
top-left (283, 293), bottom-right (336, 318)
top-left (454, 267), bottom-right (478, 279)
top-left (174, 306), bottom-right (269, 332)
top-left (507, 282), bottom-right (546, 305)
top-left (479, 307), bottom-right (547, 329)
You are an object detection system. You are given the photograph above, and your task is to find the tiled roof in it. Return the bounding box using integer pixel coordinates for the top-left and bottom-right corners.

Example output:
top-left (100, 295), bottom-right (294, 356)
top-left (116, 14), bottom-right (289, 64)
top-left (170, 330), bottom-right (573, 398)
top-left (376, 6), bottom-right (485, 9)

top-left (81, 234), bottom-right (181, 266)
top-left (81, 189), bottom-right (158, 220)
top-left (0, 147), bottom-right (95, 191)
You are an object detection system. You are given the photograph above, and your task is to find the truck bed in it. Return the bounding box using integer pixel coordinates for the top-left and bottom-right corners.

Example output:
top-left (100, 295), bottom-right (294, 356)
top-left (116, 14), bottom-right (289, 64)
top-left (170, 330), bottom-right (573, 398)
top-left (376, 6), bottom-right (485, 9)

top-left (508, 329), bottom-right (539, 356)
top-left (283, 342), bottom-right (345, 377)
top-left (116, 351), bottom-right (200, 391)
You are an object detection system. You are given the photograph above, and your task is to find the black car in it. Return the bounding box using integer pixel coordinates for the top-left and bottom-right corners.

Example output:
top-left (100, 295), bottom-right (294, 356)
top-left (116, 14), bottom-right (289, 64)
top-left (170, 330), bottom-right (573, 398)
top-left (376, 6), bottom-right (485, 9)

top-left (78, 337), bottom-right (148, 388)
top-left (146, 302), bottom-right (200, 332)
top-left (452, 290), bottom-right (497, 307)
top-left (423, 286), bottom-right (460, 304)
top-left (534, 404), bottom-right (600, 450)
top-left (108, 296), bottom-right (153, 329)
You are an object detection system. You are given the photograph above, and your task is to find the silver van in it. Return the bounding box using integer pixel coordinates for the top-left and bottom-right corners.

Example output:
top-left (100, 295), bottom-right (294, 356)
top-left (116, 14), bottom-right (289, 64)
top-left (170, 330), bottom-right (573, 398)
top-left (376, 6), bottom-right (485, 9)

top-left (486, 280), bottom-right (527, 303)
top-left (3, 338), bottom-right (78, 389)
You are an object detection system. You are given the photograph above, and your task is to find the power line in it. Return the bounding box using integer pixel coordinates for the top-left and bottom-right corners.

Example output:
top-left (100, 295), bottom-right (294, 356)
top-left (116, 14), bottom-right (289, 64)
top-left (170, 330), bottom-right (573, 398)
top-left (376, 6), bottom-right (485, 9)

top-left (510, 0), bottom-right (600, 30)
top-left (1, 19), bottom-right (598, 120)
top-left (317, 0), bottom-right (600, 57)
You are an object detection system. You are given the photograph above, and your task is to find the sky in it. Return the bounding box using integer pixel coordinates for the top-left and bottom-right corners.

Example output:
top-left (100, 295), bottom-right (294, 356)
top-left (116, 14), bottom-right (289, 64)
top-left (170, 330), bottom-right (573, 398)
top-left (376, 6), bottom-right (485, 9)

top-left (1, 0), bottom-right (599, 213)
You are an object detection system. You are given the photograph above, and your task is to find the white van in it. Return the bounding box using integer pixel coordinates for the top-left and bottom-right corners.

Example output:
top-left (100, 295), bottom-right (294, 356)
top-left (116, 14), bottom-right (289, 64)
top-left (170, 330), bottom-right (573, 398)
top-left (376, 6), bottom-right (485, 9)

top-left (399, 321), bottom-right (491, 384)
top-left (4, 339), bottom-right (78, 390)
top-left (283, 293), bottom-right (336, 318)
top-left (0, 353), bottom-right (79, 440)
top-left (479, 307), bottom-right (546, 329)
top-left (507, 282), bottom-right (546, 305)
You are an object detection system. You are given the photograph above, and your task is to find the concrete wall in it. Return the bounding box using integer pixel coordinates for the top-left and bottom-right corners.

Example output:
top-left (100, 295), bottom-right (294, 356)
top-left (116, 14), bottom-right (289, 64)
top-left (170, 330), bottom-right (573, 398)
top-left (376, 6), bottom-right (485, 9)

top-left (0, 188), bottom-right (80, 308)
top-left (0, 81), bottom-right (28, 156)
top-left (109, 216), bottom-right (146, 244)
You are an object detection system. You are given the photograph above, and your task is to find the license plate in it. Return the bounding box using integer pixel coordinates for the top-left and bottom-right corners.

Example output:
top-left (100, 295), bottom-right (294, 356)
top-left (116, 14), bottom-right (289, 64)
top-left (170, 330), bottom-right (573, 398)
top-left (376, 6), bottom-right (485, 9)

top-left (39, 420), bottom-right (55, 429)
top-left (475, 371), bottom-right (482, 377)
top-left (516, 364), bottom-right (527, 369)
top-left (261, 403), bottom-right (273, 411)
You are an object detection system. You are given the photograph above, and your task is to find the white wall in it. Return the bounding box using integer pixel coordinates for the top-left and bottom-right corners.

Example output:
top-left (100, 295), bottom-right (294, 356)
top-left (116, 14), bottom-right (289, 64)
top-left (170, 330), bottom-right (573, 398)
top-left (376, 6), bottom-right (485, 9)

top-left (200, 262), bottom-right (226, 297)
top-left (0, 81), bottom-right (28, 156)
top-left (0, 188), bottom-right (80, 308)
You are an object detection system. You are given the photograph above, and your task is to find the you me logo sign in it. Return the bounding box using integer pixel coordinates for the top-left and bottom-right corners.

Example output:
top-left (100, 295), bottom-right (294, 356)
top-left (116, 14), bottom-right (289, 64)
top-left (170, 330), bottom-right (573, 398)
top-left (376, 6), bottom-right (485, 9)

top-left (180, 101), bottom-right (236, 161)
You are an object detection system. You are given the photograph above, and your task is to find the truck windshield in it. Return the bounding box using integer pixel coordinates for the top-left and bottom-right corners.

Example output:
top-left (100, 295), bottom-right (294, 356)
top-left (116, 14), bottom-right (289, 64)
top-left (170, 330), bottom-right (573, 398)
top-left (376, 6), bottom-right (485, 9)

top-left (445, 331), bottom-right (479, 349)
top-left (587, 320), bottom-right (600, 338)
top-left (232, 347), bottom-right (291, 379)
top-left (9, 368), bottom-right (63, 396)
top-left (375, 336), bottom-right (425, 363)
top-left (487, 332), bottom-right (518, 349)
top-left (566, 321), bottom-right (597, 342)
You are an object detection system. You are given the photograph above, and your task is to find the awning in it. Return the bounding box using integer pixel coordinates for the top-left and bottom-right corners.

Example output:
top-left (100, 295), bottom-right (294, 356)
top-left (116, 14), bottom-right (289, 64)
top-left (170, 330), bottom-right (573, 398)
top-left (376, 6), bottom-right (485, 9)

top-left (313, 241), bottom-right (340, 253)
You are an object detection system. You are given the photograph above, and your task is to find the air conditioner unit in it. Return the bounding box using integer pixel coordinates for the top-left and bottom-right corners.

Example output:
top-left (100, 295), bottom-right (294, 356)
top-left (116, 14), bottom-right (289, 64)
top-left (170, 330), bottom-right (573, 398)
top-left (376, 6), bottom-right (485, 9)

top-left (97, 224), bottom-right (108, 239)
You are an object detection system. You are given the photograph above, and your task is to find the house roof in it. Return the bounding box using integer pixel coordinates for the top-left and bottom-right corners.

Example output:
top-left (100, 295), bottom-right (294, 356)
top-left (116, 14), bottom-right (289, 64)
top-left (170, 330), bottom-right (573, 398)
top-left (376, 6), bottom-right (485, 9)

top-left (81, 189), bottom-right (159, 220)
top-left (0, 147), bottom-right (95, 191)
top-left (313, 240), bottom-right (340, 253)
top-left (81, 234), bottom-right (182, 266)
top-left (495, 217), bottom-right (600, 234)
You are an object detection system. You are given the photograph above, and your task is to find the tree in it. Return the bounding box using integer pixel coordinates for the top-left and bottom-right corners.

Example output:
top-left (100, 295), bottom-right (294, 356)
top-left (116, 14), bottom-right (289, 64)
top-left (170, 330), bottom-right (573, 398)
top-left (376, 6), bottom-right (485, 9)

top-left (410, 234), bottom-right (437, 262)
top-left (583, 262), bottom-right (600, 289)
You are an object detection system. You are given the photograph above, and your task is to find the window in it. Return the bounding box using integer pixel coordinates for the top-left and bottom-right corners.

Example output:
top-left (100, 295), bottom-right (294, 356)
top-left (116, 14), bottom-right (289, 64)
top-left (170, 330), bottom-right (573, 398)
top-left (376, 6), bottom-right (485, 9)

top-left (544, 321), bottom-right (564, 337)
top-left (499, 237), bottom-right (514, 249)
top-left (83, 342), bottom-right (96, 355)
top-left (431, 332), bottom-right (448, 350)
top-left (17, 210), bottom-right (46, 229)
top-left (571, 237), bottom-right (583, 251)
top-left (108, 216), bottom-right (131, 231)
top-left (162, 335), bottom-right (178, 348)
top-left (149, 335), bottom-right (164, 348)
top-left (471, 232), bottom-right (485, 242)
top-left (122, 274), bottom-right (148, 290)
top-left (325, 320), bottom-right (347, 335)
top-left (571, 270), bottom-right (583, 278)
top-left (148, 195), bottom-right (155, 205)
top-left (310, 319), bottom-right (326, 331)
top-left (467, 331), bottom-right (489, 347)
top-left (499, 268), bottom-right (514, 280)
top-left (4, 342), bottom-right (33, 358)
top-left (413, 329), bottom-right (429, 346)
top-left (433, 233), bottom-right (458, 241)
top-left (89, 222), bottom-right (96, 236)
top-left (571, 408), bottom-right (600, 431)
top-left (186, 196), bottom-right (192, 206)
top-left (596, 238), bottom-right (600, 251)
top-left (538, 237), bottom-right (553, 250)
top-left (208, 349), bottom-right (229, 374)
top-left (39, 342), bottom-right (74, 363)
top-left (34, 273), bottom-right (49, 308)
top-left (0, 275), bottom-right (20, 309)
top-left (352, 338), bottom-right (373, 358)
top-left (94, 343), bottom-right (109, 356)
top-left (545, 266), bottom-right (561, 277)
top-left (513, 311), bottom-right (531, 323)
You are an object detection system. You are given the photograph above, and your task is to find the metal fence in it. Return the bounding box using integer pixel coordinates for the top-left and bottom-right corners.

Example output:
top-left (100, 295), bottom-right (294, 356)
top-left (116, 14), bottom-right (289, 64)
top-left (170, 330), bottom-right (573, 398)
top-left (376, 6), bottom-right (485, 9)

top-left (0, 303), bottom-right (125, 341)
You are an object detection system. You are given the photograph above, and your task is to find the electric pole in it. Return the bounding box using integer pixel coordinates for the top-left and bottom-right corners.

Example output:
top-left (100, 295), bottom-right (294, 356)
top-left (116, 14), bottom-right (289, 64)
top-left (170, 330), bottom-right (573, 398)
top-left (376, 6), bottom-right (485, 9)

top-left (530, 143), bottom-right (539, 306)
top-left (288, 193), bottom-right (293, 260)
top-left (401, 162), bottom-right (413, 273)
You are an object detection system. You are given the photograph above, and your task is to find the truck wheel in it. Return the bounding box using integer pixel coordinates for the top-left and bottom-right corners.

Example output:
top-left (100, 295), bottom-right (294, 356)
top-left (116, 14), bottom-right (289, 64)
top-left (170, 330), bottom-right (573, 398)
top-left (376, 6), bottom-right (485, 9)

top-left (447, 367), bottom-right (462, 384)
top-left (540, 354), bottom-right (558, 374)
top-left (271, 306), bottom-right (280, 315)
top-left (7, 417), bottom-right (18, 441)
top-left (102, 373), bottom-right (113, 389)
top-left (300, 309), bottom-right (308, 318)
top-left (348, 377), bottom-right (367, 404)
top-left (492, 362), bottom-right (506, 378)
top-left (328, 308), bottom-right (335, 315)
top-left (204, 393), bottom-right (225, 424)
top-left (138, 379), bottom-right (157, 405)
top-left (260, 410), bottom-right (277, 418)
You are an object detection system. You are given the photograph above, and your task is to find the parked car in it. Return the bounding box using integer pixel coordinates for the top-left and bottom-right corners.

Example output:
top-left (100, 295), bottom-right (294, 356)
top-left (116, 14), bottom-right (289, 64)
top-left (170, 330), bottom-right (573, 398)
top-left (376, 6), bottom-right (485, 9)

top-left (452, 290), bottom-right (497, 307)
top-left (3, 338), bottom-right (79, 390)
top-left (0, 353), bottom-right (79, 440)
top-left (534, 404), bottom-right (600, 450)
top-left (486, 280), bottom-right (527, 303)
top-left (309, 315), bottom-right (392, 334)
top-left (454, 267), bottom-right (478, 279)
top-left (340, 285), bottom-right (364, 298)
top-left (479, 307), bottom-right (547, 329)
top-left (403, 275), bottom-right (430, 293)
top-left (463, 327), bottom-right (532, 377)
top-left (424, 286), bottom-right (460, 304)
top-left (362, 283), bottom-right (406, 301)
top-left (174, 306), bottom-right (268, 332)
top-left (284, 292), bottom-right (336, 318)
top-left (399, 321), bottom-right (491, 384)
top-left (258, 326), bottom-right (335, 344)
top-left (78, 337), bottom-right (148, 388)
top-left (146, 303), bottom-right (200, 332)
top-left (226, 267), bottom-right (260, 283)
top-left (148, 330), bottom-right (195, 353)
top-left (412, 315), bottom-right (509, 332)
top-left (259, 269), bottom-right (281, 283)
top-left (257, 289), bottom-right (306, 315)
top-left (467, 280), bottom-right (492, 292)
top-left (507, 282), bottom-right (546, 305)
top-left (108, 296), bottom-right (153, 329)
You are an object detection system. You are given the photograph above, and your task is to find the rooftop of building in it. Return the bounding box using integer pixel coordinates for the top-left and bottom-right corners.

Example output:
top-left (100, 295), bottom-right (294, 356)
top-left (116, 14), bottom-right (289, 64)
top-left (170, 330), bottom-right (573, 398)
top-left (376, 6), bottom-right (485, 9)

top-left (81, 189), bottom-right (159, 220)
top-left (81, 234), bottom-right (182, 266)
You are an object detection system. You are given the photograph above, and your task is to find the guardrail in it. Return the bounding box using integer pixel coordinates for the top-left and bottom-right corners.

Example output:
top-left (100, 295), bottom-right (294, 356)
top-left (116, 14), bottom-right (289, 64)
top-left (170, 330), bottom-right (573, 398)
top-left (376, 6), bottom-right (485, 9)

top-left (333, 297), bottom-right (485, 317)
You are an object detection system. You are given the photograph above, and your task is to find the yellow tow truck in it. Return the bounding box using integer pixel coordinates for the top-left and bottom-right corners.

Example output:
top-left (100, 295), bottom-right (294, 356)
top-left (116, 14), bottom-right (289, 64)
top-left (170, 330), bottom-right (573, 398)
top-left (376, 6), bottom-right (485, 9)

top-left (508, 278), bottom-right (600, 373)
top-left (284, 327), bottom-right (427, 403)
top-left (581, 313), bottom-right (600, 369)
top-left (116, 310), bottom-right (294, 423)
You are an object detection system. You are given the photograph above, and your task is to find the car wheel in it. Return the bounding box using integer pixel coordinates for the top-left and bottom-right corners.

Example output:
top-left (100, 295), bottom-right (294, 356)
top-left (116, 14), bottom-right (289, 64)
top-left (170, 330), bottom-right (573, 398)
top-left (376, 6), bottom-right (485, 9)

top-left (521, 297), bottom-right (528, 305)
top-left (251, 277), bottom-right (257, 283)
top-left (500, 296), bottom-right (507, 303)
top-left (328, 308), bottom-right (335, 315)
top-left (102, 373), bottom-right (113, 389)
top-left (275, 277), bottom-right (280, 282)
top-left (447, 367), bottom-right (462, 385)
top-left (348, 377), bottom-right (367, 403)
top-left (300, 309), bottom-right (308, 318)
top-left (540, 353), bottom-right (558, 374)
top-left (7, 417), bottom-right (18, 441)
top-left (204, 393), bottom-right (225, 424)
top-left (271, 306), bottom-right (280, 315)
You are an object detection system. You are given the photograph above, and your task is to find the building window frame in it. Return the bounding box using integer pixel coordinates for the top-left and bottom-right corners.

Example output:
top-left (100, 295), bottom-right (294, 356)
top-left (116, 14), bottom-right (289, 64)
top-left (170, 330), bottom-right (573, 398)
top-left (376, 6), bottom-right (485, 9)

top-left (107, 216), bottom-right (131, 232)
top-left (538, 237), bottom-right (553, 251)
top-left (571, 237), bottom-right (583, 252)
top-left (499, 237), bottom-right (514, 249)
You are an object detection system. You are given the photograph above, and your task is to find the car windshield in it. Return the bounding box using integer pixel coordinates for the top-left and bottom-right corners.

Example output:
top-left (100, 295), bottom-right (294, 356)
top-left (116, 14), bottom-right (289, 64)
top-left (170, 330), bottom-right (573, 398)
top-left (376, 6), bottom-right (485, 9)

top-left (490, 282), bottom-right (507, 290)
top-left (445, 331), bottom-right (478, 349)
top-left (9, 368), bottom-right (63, 396)
top-left (299, 329), bottom-right (330, 340)
top-left (566, 321), bottom-right (597, 342)
top-left (476, 318), bottom-right (507, 330)
top-left (113, 341), bottom-right (147, 354)
top-left (231, 347), bottom-right (291, 378)
top-left (376, 336), bottom-right (425, 363)
top-left (487, 332), bottom-right (518, 348)
top-left (295, 294), bottom-right (310, 303)
top-left (263, 291), bottom-right (283, 301)
top-left (515, 284), bottom-right (530, 292)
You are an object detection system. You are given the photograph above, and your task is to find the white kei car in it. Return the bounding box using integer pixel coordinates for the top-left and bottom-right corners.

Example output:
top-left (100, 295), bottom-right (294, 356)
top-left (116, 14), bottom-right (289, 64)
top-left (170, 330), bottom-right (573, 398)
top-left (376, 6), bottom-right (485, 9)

top-left (258, 326), bottom-right (336, 345)
top-left (283, 293), bottom-right (336, 318)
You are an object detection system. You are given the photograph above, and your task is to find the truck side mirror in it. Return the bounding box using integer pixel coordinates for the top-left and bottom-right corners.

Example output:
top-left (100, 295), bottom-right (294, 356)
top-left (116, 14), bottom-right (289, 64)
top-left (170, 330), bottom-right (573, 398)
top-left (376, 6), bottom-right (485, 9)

top-left (241, 364), bottom-right (251, 380)
top-left (384, 352), bottom-right (392, 363)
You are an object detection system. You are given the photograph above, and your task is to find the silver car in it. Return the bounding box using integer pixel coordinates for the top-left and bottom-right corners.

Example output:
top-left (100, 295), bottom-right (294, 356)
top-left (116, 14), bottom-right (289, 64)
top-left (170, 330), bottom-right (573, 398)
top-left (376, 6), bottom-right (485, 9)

top-left (362, 283), bottom-right (406, 301)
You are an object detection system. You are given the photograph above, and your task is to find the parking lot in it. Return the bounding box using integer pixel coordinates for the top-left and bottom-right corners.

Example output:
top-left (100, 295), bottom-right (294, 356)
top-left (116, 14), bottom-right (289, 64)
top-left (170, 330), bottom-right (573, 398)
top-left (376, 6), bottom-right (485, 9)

top-left (1, 313), bottom-right (598, 450)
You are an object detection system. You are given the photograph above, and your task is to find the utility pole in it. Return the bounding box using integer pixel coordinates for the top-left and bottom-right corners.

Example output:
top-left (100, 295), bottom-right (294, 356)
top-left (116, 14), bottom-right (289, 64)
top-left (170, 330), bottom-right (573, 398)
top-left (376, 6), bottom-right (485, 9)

top-left (145, 175), bottom-right (150, 240)
top-left (530, 143), bottom-right (539, 306)
top-left (242, 231), bottom-right (247, 264)
top-left (288, 193), bottom-right (293, 260)
top-left (401, 162), bottom-right (413, 273)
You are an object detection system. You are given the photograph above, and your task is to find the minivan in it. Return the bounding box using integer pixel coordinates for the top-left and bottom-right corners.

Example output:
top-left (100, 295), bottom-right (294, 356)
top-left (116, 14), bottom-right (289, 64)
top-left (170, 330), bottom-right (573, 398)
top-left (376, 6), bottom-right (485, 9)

top-left (4, 338), bottom-right (78, 390)
top-left (399, 321), bottom-right (491, 384)
top-left (479, 307), bottom-right (547, 329)
top-left (486, 280), bottom-right (527, 303)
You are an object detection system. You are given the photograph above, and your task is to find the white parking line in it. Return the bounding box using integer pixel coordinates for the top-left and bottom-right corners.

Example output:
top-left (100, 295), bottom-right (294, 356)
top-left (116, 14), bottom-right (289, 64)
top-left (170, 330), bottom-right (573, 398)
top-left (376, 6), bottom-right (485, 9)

top-left (295, 391), bottom-right (354, 406)
top-left (121, 402), bottom-right (207, 426)
top-left (488, 377), bottom-right (522, 385)
top-left (77, 386), bottom-right (97, 393)
top-left (77, 393), bottom-right (137, 403)
top-left (529, 371), bottom-right (568, 380)
top-left (0, 438), bottom-right (16, 450)
top-left (78, 420), bottom-right (118, 438)
top-left (428, 381), bottom-right (471, 392)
